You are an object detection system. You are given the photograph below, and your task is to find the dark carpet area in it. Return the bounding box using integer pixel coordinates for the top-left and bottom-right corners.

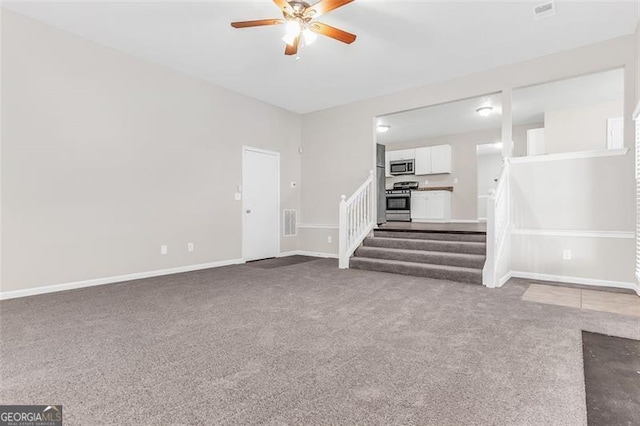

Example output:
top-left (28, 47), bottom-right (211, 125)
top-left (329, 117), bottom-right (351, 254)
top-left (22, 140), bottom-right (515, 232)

top-left (1, 258), bottom-right (639, 425)
top-left (582, 331), bottom-right (640, 426)
top-left (246, 255), bottom-right (317, 269)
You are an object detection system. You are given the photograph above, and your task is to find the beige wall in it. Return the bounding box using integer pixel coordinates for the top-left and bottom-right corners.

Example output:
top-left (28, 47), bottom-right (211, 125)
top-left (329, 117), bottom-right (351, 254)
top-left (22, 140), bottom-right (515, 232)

top-left (3, 10), bottom-right (639, 292)
top-left (301, 34), bottom-right (635, 227)
top-left (544, 101), bottom-right (623, 154)
top-left (386, 128), bottom-right (501, 221)
top-left (1, 11), bottom-right (302, 292)
top-left (385, 124), bottom-right (537, 220)
top-left (300, 34), bottom-right (637, 288)
top-left (512, 235), bottom-right (635, 283)
top-left (509, 152), bottom-right (635, 283)
top-left (510, 155), bottom-right (635, 231)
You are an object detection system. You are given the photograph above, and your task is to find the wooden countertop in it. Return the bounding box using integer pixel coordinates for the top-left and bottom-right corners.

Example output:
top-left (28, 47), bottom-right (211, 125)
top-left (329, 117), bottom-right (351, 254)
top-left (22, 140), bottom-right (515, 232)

top-left (414, 186), bottom-right (454, 192)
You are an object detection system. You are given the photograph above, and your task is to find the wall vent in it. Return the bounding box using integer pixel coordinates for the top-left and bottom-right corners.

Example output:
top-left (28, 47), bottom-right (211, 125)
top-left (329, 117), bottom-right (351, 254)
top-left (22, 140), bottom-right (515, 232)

top-left (283, 209), bottom-right (297, 237)
top-left (533, 1), bottom-right (555, 20)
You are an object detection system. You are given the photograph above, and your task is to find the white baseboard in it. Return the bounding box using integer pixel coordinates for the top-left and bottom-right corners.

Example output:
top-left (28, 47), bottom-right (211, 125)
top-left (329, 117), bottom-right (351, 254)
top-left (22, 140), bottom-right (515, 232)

top-left (0, 258), bottom-right (245, 301)
top-left (297, 224), bottom-right (339, 230)
top-left (511, 271), bottom-right (640, 295)
top-left (411, 219), bottom-right (480, 224)
top-left (498, 271), bottom-right (513, 288)
top-left (279, 250), bottom-right (338, 259)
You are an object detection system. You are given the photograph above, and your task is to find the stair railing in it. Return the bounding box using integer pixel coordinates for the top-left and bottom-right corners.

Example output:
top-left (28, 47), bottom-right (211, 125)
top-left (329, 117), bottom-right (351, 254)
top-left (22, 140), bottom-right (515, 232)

top-left (483, 159), bottom-right (512, 288)
top-left (339, 170), bottom-right (375, 269)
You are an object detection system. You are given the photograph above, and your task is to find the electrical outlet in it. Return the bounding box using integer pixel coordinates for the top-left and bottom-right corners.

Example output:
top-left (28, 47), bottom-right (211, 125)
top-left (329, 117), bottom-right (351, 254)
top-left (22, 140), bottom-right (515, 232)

top-left (234, 192), bottom-right (242, 201)
top-left (424, 180), bottom-right (429, 185)
top-left (454, 178), bottom-right (459, 184)
top-left (328, 236), bottom-right (332, 243)
top-left (187, 243), bottom-right (194, 252)
top-left (563, 249), bottom-right (571, 260)
top-left (160, 245), bottom-right (168, 255)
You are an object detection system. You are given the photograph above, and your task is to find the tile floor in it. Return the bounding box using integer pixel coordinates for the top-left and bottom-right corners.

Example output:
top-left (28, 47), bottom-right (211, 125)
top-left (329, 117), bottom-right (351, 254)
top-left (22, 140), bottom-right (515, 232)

top-left (522, 284), bottom-right (640, 317)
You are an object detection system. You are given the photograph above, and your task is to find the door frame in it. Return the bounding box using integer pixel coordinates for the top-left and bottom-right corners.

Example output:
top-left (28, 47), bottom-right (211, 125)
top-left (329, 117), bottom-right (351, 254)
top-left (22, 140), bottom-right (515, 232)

top-left (242, 146), bottom-right (281, 261)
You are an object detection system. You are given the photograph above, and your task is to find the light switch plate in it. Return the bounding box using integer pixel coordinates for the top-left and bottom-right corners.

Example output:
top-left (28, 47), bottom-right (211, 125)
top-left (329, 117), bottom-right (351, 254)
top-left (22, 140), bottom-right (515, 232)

top-left (234, 192), bottom-right (242, 201)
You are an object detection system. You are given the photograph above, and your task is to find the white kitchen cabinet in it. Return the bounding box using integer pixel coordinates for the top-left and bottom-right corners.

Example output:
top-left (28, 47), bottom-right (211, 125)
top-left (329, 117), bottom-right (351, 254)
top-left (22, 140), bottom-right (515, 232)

top-left (386, 149), bottom-right (415, 161)
top-left (386, 150), bottom-right (401, 162)
top-left (396, 149), bottom-right (415, 160)
top-left (410, 191), bottom-right (428, 219)
top-left (414, 144), bottom-right (452, 175)
top-left (430, 145), bottom-right (452, 174)
top-left (414, 147), bottom-right (431, 175)
top-left (411, 191), bottom-right (451, 222)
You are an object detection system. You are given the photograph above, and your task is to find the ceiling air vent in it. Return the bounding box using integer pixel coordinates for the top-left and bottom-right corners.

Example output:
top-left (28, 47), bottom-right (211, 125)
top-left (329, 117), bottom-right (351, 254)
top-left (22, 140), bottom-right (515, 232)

top-left (283, 209), bottom-right (297, 237)
top-left (533, 1), bottom-right (555, 20)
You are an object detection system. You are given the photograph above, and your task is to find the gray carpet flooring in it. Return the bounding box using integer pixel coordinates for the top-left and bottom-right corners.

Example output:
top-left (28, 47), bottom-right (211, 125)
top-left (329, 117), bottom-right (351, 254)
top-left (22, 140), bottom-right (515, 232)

top-left (1, 258), bottom-right (639, 425)
top-left (247, 255), bottom-right (317, 269)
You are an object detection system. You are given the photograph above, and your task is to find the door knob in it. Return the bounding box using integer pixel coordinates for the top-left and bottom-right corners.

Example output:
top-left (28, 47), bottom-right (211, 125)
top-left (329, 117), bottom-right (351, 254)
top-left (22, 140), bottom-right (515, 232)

top-left (246, 209), bottom-right (252, 214)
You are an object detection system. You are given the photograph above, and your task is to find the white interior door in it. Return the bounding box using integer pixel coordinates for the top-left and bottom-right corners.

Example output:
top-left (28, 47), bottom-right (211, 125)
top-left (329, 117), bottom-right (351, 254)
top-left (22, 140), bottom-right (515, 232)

top-left (242, 147), bottom-right (280, 261)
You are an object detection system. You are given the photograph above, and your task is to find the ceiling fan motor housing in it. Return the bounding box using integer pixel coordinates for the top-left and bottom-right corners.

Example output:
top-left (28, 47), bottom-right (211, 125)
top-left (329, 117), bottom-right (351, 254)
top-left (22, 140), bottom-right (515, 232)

top-left (284, 1), bottom-right (313, 20)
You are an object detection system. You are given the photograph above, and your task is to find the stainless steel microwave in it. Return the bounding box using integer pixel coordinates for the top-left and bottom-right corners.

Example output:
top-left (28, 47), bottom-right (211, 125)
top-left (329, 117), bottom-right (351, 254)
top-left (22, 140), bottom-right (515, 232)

top-left (389, 159), bottom-right (414, 175)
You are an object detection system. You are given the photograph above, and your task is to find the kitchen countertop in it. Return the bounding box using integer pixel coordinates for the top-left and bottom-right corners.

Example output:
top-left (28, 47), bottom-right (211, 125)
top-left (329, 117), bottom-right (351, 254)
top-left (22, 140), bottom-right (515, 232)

top-left (413, 186), bottom-right (454, 192)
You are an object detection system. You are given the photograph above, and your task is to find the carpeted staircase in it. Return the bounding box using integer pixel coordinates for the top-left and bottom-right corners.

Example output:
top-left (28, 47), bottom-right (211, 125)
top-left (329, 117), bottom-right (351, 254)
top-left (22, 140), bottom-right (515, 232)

top-left (349, 229), bottom-right (486, 284)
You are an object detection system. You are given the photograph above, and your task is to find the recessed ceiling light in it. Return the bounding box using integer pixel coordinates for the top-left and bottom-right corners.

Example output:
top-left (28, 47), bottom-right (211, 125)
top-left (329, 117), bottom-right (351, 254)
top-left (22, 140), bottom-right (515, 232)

top-left (377, 124), bottom-right (391, 133)
top-left (476, 106), bottom-right (493, 117)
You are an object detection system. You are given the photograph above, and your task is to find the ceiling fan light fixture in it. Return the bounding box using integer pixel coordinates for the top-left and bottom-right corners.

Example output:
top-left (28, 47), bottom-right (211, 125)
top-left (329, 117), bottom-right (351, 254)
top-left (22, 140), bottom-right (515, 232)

top-left (476, 106), bottom-right (493, 117)
top-left (282, 32), bottom-right (298, 46)
top-left (231, 0), bottom-right (357, 56)
top-left (285, 19), bottom-right (301, 37)
top-left (302, 28), bottom-right (317, 45)
top-left (377, 124), bottom-right (391, 133)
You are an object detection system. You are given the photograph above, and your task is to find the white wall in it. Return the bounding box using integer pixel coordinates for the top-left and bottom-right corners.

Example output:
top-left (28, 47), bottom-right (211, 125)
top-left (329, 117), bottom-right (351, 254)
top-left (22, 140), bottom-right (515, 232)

top-left (300, 34), bottom-right (637, 289)
top-left (477, 152), bottom-right (503, 196)
top-left (1, 11), bottom-right (302, 293)
top-left (386, 127), bottom-right (500, 221)
top-left (384, 124), bottom-right (539, 221)
top-left (510, 153), bottom-right (635, 284)
top-left (544, 101), bottom-right (623, 154)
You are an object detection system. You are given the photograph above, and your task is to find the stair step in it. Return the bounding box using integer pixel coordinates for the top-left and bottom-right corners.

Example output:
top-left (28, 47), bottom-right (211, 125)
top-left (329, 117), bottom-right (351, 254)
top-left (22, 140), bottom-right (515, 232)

top-left (375, 230), bottom-right (486, 243)
top-left (354, 246), bottom-right (486, 269)
top-left (349, 257), bottom-right (483, 285)
top-left (364, 237), bottom-right (486, 255)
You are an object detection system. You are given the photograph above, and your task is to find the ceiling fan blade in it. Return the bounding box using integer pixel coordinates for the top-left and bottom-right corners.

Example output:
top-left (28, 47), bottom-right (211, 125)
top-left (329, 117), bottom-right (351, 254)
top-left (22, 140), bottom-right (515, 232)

top-left (310, 22), bottom-right (356, 44)
top-left (273, 0), bottom-right (294, 15)
top-left (231, 19), bottom-right (285, 28)
top-left (284, 36), bottom-right (300, 56)
top-left (304, 0), bottom-right (354, 18)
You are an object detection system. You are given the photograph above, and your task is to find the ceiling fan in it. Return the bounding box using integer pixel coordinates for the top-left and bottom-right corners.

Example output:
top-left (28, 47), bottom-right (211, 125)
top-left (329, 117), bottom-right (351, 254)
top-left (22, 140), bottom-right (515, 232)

top-left (231, 0), bottom-right (357, 56)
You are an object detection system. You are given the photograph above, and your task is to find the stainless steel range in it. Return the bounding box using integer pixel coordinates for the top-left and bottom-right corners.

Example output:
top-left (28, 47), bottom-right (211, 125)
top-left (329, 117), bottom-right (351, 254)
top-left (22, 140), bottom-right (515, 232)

top-left (386, 181), bottom-right (419, 222)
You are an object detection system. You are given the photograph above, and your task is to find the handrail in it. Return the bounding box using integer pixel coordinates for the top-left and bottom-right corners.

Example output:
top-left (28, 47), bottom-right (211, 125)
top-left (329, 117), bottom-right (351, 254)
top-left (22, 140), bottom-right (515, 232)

top-left (483, 159), bottom-right (511, 288)
top-left (338, 170), bottom-right (375, 269)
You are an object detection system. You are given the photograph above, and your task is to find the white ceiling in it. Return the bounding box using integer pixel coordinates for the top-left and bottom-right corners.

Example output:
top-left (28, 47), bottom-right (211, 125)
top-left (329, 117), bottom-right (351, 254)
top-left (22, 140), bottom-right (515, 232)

top-left (377, 92), bottom-right (503, 144)
top-left (3, 1), bottom-right (638, 114)
top-left (378, 67), bottom-right (624, 145)
top-left (512, 67), bottom-right (624, 124)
